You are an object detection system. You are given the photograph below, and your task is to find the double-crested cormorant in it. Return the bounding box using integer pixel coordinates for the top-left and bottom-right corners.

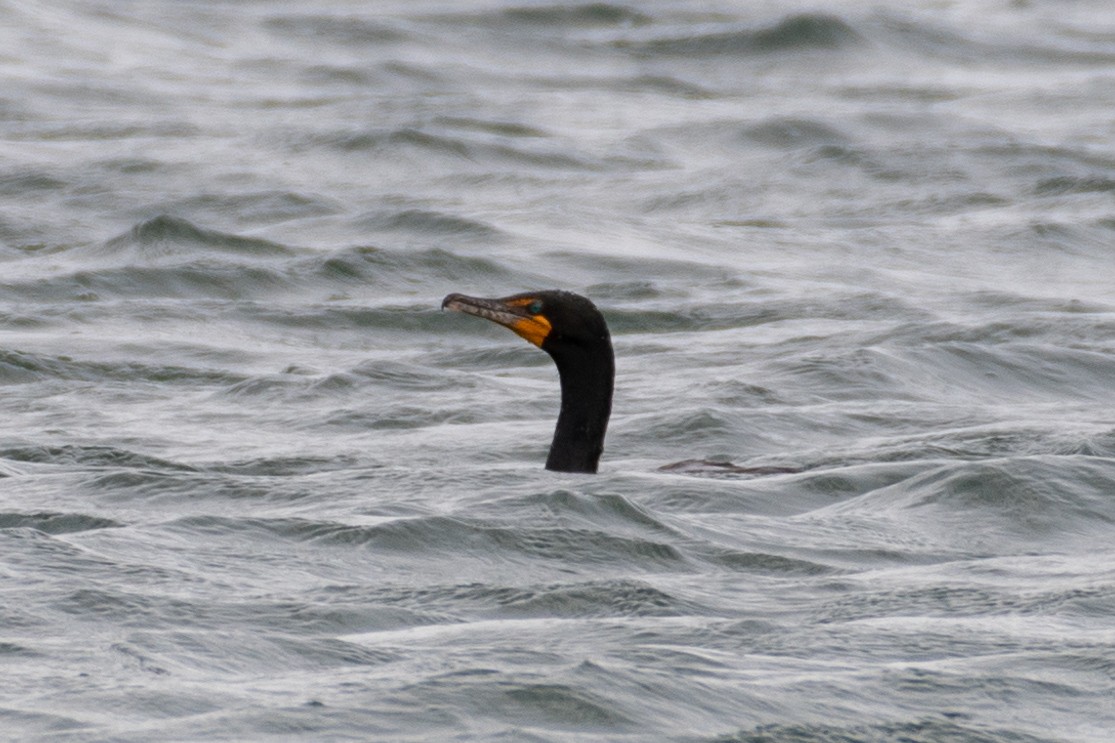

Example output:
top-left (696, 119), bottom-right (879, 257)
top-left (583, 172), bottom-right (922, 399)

top-left (442, 290), bottom-right (614, 473)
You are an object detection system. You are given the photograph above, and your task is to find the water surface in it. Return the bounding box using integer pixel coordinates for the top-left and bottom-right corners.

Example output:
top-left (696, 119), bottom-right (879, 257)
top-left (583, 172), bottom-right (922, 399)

top-left (2, 2), bottom-right (1115, 741)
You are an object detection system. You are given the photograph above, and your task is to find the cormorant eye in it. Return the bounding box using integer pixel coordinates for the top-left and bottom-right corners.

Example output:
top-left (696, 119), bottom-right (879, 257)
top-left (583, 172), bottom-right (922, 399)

top-left (528, 300), bottom-right (543, 315)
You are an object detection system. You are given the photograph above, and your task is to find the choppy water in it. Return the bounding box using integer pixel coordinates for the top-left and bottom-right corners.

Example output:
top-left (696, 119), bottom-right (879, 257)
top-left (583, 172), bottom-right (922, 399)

top-left (3, 1), bottom-right (1115, 741)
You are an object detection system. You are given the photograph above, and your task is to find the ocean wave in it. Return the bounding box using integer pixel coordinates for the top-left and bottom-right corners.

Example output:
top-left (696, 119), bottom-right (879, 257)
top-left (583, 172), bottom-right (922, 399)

top-left (264, 14), bottom-right (407, 46)
top-left (719, 719), bottom-right (1056, 743)
top-left (141, 191), bottom-right (343, 227)
top-left (498, 4), bottom-right (650, 29)
top-left (81, 469), bottom-right (322, 504)
top-left (808, 456), bottom-right (1115, 554)
top-left (0, 348), bottom-right (242, 386)
top-left (473, 489), bottom-right (675, 534)
top-left (354, 207), bottom-right (502, 239)
top-left (702, 550), bottom-right (836, 576)
top-left (771, 338), bottom-right (1115, 405)
top-left (165, 513), bottom-right (687, 569)
top-left (0, 444), bottom-right (193, 471)
top-left (1, 219), bottom-right (525, 303)
top-left (1035, 175), bottom-right (1115, 196)
top-left (0, 169), bottom-right (67, 195)
top-left (307, 125), bottom-right (601, 170)
top-left (311, 244), bottom-right (514, 285)
top-left (875, 11), bottom-right (1115, 66)
top-left (493, 579), bottom-right (707, 618)
top-left (101, 215), bottom-right (296, 261)
top-left (615, 14), bottom-right (861, 57)
top-left (0, 511), bottom-right (124, 534)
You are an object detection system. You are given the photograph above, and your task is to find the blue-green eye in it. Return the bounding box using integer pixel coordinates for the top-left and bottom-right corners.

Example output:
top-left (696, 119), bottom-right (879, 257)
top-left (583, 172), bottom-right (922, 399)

top-left (528, 300), bottom-right (543, 315)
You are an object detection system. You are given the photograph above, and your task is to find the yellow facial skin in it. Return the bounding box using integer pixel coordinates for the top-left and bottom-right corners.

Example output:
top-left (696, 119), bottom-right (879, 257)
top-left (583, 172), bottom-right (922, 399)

top-left (510, 313), bottom-right (552, 347)
top-left (502, 297), bottom-right (553, 348)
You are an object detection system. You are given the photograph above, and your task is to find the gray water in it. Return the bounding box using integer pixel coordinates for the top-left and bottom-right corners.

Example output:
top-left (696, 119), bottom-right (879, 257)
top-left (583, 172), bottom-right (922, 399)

top-left (3, 1), bottom-right (1115, 741)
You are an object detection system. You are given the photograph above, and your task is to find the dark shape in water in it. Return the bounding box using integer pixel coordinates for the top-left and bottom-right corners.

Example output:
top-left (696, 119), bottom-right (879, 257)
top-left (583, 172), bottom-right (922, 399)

top-left (657, 459), bottom-right (800, 477)
top-left (442, 290), bottom-right (613, 474)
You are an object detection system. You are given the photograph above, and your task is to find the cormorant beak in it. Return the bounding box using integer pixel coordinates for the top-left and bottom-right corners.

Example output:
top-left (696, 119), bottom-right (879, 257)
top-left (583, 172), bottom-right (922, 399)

top-left (442, 293), bottom-right (552, 348)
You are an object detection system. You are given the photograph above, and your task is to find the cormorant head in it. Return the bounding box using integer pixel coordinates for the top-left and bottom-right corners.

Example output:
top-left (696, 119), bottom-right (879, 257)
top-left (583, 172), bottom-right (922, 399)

top-left (441, 290), bottom-right (611, 360)
top-left (442, 289), bottom-right (615, 473)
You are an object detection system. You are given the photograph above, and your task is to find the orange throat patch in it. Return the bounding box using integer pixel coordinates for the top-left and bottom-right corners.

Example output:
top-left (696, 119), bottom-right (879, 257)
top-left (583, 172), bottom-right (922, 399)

top-left (510, 314), bottom-right (552, 348)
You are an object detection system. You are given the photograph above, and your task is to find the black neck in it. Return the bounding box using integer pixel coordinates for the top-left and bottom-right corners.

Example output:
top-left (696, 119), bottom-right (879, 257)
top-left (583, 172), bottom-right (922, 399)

top-left (545, 343), bottom-right (614, 474)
